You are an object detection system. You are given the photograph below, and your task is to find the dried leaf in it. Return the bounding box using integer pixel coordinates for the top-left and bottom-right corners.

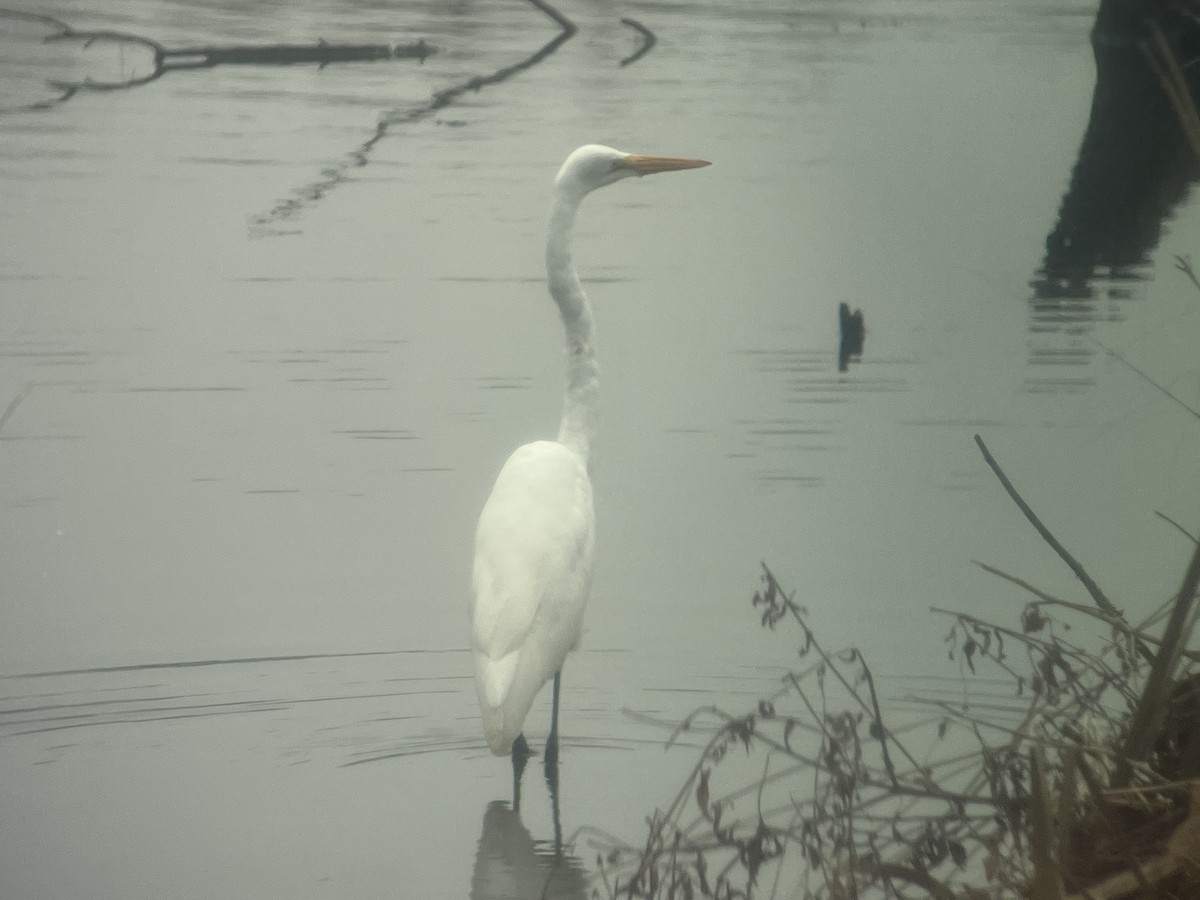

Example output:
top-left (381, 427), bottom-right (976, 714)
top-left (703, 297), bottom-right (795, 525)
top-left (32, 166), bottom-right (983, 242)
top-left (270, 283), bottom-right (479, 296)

top-left (984, 849), bottom-right (1003, 883)
top-left (1023, 606), bottom-right (1049, 633)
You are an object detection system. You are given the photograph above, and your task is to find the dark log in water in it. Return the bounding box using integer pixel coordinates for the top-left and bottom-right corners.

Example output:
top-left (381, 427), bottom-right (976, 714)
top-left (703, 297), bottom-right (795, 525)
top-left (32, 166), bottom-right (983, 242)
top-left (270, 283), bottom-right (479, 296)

top-left (158, 40), bottom-right (433, 69)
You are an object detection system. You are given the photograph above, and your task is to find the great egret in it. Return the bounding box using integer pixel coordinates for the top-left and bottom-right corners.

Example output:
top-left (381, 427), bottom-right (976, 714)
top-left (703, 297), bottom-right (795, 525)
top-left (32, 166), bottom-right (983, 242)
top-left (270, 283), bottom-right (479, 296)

top-left (469, 145), bottom-right (710, 776)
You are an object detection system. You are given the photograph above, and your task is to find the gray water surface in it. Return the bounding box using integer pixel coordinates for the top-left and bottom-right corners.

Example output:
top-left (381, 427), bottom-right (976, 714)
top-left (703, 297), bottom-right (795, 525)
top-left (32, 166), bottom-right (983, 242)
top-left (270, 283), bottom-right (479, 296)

top-left (3, 1), bottom-right (1198, 897)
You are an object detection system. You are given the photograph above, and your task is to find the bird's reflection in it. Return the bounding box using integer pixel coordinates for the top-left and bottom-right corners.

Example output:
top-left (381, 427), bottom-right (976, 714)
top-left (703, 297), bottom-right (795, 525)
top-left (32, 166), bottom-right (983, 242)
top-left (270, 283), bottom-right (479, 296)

top-left (469, 801), bottom-right (588, 900)
top-left (512, 734), bottom-right (564, 849)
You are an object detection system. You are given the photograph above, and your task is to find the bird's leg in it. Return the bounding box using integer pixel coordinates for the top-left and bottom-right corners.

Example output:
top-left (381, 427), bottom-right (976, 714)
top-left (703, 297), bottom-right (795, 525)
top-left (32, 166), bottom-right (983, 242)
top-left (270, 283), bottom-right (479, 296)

top-left (550, 758), bottom-right (563, 855)
top-left (543, 670), bottom-right (561, 791)
top-left (511, 732), bottom-right (531, 813)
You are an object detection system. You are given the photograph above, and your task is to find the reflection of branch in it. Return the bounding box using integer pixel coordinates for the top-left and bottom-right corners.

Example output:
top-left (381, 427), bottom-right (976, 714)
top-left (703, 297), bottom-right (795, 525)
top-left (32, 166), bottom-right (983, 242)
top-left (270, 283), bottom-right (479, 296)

top-left (1089, 336), bottom-right (1200, 421)
top-left (43, 32), bottom-right (434, 95)
top-left (160, 41), bottom-right (430, 68)
top-left (44, 27), bottom-right (168, 91)
top-left (14, 85), bottom-right (78, 112)
top-left (0, 382), bottom-right (32, 434)
top-left (0, 7), bottom-right (434, 111)
top-left (0, 8), bottom-right (73, 111)
top-left (618, 18), bottom-right (656, 68)
top-left (1176, 254), bottom-right (1200, 294)
top-left (254, 0), bottom-right (577, 229)
top-left (0, 8), bottom-right (70, 35)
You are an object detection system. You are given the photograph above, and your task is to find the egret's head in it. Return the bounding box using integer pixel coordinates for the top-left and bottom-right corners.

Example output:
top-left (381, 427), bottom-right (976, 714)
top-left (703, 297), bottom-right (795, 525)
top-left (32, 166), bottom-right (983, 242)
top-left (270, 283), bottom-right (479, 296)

top-left (554, 144), bottom-right (710, 196)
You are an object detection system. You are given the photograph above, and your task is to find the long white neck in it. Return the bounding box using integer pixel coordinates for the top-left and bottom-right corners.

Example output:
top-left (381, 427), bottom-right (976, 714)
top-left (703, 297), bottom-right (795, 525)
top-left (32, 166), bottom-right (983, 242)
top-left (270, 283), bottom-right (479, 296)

top-left (546, 185), bottom-right (599, 465)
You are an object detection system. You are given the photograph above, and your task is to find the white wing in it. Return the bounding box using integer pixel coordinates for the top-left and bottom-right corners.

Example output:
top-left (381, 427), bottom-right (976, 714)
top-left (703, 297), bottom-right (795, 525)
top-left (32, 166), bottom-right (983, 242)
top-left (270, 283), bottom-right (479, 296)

top-left (470, 440), bottom-right (595, 755)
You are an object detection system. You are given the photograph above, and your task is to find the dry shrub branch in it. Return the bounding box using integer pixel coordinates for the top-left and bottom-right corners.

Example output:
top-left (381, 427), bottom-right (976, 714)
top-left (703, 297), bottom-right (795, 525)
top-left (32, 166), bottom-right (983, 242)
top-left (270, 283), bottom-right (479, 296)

top-left (588, 441), bottom-right (1200, 899)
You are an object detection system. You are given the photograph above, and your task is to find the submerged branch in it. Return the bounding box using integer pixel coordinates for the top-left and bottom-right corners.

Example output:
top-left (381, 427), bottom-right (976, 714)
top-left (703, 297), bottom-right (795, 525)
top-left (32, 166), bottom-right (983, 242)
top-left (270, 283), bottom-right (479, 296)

top-left (618, 18), bottom-right (656, 67)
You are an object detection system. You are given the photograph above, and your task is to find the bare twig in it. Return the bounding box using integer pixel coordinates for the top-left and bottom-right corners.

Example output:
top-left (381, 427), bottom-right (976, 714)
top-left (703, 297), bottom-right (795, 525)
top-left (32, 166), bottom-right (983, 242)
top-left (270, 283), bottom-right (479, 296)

top-left (1118, 536), bottom-right (1200, 781)
top-left (0, 382), bottom-right (32, 434)
top-left (973, 435), bottom-right (1150, 666)
top-left (0, 7), bottom-right (70, 34)
top-left (1090, 337), bottom-right (1200, 421)
top-left (618, 18), bottom-right (656, 67)
top-left (611, 511), bottom-right (1200, 898)
top-left (974, 561), bottom-right (1158, 644)
top-left (1, 8), bottom-right (434, 111)
top-left (975, 560), bottom-right (1073, 607)
top-left (1176, 255), bottom-right (1200, 294)
top-left (1157, 510), bottom-right (1200, 545)
top-left (764, 565), bottom-right (920, 777)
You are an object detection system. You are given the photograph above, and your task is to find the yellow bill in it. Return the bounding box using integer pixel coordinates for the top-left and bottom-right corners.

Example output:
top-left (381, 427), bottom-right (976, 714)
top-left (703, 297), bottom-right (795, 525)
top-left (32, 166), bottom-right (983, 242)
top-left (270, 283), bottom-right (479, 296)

top-left (619, 154), bottom-right (711, 175)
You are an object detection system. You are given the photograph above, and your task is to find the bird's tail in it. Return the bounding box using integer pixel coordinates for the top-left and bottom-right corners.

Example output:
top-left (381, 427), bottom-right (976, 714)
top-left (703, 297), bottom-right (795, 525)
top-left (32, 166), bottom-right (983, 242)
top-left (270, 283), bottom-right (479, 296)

top-left (480, 705), bottom-right (513, 756)
top-left (476, 652), bottom-right (521, 756)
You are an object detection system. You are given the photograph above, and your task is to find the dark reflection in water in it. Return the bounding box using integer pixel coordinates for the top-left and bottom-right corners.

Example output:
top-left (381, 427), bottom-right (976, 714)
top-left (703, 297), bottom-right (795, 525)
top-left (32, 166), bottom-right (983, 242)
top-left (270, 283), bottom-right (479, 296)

top-left (1033, 0), bottom-right (1200, 317)
top-left (470, 801), bottom-right (587, 900)
top-left (255, 0), bottom-right (576, 229)
top-left (729, 347), bottom-right (912, 489)
top-left (0, 7), bottom-right (434, 112)
top-left (836, 302), bottom-right (866, 372)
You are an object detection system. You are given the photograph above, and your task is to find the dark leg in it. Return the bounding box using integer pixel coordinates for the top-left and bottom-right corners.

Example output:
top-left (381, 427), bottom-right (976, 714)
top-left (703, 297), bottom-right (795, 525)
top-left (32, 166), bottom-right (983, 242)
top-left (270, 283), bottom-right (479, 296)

top-left (511, 732), bottom-right (531, 813)
top-left (543, 670), bottom-right (561, 793)
top-left (550, 757), bottom-right (563, 855)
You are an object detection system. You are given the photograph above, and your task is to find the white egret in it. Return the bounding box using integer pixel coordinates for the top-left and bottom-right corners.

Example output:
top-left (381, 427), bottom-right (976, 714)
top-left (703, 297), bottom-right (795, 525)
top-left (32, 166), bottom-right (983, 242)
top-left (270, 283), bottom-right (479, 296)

top-left (469, 145), bottom-right (710, 775)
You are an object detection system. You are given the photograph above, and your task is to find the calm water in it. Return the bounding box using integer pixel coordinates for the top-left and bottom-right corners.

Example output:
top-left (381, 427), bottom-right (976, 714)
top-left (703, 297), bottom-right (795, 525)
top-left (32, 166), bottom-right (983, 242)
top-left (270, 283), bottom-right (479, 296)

top-left (3, 1), bottom-right (1199, 897)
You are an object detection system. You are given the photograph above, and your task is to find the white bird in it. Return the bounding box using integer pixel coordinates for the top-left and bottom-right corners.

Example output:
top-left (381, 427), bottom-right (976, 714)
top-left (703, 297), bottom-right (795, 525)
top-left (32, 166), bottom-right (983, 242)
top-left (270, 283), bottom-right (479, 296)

top-left (469, 145), bottom-right (710, 771)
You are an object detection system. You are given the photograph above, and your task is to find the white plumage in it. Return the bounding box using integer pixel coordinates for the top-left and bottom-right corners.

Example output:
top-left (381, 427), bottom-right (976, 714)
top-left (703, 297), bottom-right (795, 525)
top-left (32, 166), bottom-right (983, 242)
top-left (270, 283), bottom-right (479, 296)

top-left (472, 441), bottom-right (594, 754)
top-left (469, 145), bottom-right (710, 760)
